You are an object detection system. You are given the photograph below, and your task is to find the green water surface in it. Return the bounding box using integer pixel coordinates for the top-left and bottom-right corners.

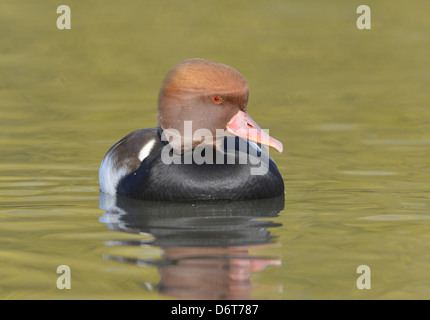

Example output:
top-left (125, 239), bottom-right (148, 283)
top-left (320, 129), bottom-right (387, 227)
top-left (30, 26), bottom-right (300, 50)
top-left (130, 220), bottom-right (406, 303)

top-left (1, 1), bottom-right (430, 299)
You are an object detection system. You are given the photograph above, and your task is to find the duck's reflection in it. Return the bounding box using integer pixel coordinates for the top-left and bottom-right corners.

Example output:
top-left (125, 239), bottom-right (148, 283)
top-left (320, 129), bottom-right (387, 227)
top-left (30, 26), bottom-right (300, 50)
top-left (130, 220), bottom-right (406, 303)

top-left (99, 193), bottom-right (284, 299)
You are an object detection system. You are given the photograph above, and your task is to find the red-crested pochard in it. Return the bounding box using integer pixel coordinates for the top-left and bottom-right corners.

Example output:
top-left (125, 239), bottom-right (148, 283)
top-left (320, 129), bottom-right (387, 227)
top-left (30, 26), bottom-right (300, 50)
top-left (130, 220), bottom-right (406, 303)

top-left (99, 58), bottom-right (284, 200)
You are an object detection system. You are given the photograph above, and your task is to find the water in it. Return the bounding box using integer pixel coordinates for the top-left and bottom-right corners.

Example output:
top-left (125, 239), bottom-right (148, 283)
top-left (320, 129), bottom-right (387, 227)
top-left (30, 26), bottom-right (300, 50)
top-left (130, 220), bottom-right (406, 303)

top-left (1, 0), bottom-right (430, 299)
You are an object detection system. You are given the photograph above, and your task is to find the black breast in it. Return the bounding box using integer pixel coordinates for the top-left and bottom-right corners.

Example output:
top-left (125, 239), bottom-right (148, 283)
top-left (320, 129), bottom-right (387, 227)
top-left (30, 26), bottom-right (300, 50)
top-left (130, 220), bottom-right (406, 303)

top-left (117, 129), bottom-right (284, 201)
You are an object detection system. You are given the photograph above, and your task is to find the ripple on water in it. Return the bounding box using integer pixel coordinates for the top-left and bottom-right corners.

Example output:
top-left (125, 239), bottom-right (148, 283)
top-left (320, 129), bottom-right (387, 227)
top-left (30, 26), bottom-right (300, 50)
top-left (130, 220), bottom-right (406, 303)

top-left (361, 214), bottom-right (426, 221)
top-left (341, 171), bottom-right (395, 176)
top-left (361, 139), bottom-right (430, 146)
top-left (313, 123), bottom-right (359, 131)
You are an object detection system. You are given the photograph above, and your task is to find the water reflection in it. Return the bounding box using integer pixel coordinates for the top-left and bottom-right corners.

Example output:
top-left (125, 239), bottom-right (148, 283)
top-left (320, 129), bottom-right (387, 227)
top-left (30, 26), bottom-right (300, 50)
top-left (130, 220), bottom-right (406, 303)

top-left (99, 193), bottom-right (284, 299)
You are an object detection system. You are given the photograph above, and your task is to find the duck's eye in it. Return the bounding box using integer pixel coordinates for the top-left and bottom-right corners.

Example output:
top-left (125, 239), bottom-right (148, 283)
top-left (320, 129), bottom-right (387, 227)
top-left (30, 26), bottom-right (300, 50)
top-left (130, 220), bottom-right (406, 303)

top-left (212, 95), bottom-right (223, 104)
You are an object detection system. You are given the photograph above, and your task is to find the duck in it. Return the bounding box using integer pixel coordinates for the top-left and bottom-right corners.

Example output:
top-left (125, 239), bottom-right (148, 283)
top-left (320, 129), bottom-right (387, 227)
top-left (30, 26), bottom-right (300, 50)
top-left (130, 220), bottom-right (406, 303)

top-left (99, 58), bottom-right (284, 201)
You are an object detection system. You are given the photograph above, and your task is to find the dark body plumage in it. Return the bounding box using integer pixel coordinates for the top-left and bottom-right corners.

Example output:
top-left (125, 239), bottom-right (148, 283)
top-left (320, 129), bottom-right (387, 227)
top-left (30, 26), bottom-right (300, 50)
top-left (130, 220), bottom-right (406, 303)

top-left (114, 128), bottom-right (284, 201)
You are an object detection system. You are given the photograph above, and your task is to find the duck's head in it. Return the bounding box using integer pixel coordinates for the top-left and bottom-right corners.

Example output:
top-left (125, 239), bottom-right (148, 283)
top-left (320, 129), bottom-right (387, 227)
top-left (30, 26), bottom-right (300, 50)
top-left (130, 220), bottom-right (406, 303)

top-left (157, 58), bottom-right (283, 153)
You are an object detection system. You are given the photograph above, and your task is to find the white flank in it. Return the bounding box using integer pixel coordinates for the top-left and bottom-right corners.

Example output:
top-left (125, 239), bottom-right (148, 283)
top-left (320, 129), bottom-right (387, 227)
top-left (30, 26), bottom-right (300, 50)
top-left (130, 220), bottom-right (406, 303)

top-left (99, 139), bottom-right (156, 195)
top-left (138, 139), bottom-right (156, 161)
top-left (99, 153), bottom-right (127, 195)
